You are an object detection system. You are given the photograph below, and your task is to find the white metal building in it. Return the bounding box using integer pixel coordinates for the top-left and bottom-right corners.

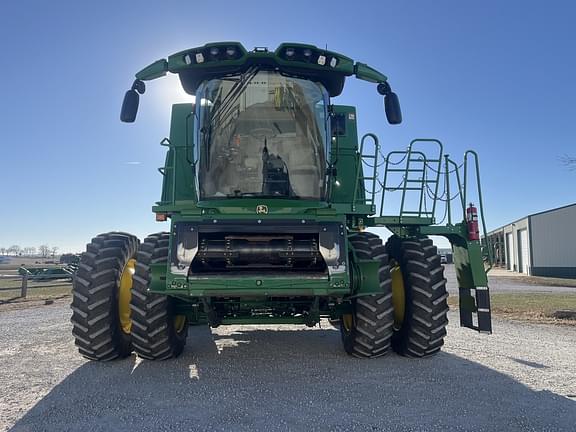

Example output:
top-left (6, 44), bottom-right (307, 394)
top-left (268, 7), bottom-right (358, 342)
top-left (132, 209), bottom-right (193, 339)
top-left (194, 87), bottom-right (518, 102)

top-left (486, 203), bottom-right (576, 279)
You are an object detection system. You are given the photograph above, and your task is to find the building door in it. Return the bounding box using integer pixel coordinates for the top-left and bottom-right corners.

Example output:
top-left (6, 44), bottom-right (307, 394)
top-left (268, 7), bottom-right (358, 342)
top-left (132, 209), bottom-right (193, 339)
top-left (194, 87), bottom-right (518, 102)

top-left (506, 232), bottom-right (514, 271)
top-left (518, 229), bottom-right (529, 274)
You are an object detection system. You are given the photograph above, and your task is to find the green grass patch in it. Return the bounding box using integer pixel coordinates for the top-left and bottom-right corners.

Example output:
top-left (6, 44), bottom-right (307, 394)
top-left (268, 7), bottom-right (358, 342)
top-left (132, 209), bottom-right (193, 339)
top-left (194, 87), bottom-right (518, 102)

top-left (0, 284), bottom-right (71, 301)
top-left (449, 292), bottom-right (576, 324)
top-left (0, 278), bottom-right (23, 290)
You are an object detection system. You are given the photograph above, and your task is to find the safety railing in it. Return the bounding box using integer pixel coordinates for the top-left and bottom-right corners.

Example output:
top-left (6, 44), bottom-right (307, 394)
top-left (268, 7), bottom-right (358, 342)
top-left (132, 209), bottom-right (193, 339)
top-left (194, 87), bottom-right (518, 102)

top-left (353, 133), bottom-right (380, 208)
top-left (357, 135), bottom-right (492, 263)
top-left (156, 110), bottom-right (196, 207)
top-left (157, 137), bottom-right (177, 206)
top-left (380, 139), bottom-right (443, 219)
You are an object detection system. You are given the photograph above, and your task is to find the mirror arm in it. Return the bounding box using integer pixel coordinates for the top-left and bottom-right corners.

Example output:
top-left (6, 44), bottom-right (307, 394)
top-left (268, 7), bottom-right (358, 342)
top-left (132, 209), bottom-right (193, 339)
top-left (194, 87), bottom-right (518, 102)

top-left (131, 79), bottom-right (146, 94)
top-left (135, 59), bottom-right (169, 81)
top-left (377, 82), bottom-right (392, 96)
top-left (353, 62), bottom-right (388, 84)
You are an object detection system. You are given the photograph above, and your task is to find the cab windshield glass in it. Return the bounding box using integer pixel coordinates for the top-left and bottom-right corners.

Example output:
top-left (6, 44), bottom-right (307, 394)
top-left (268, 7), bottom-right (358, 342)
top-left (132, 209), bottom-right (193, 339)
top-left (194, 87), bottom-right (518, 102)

top-left (195, 70), bottom-right (329, 200)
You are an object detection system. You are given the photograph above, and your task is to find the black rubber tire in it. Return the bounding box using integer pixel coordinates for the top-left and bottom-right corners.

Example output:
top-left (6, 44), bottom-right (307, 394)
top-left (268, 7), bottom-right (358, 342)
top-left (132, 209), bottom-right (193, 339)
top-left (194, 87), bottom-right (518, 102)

top-left (130, 233), bottom-right (188, 360)
top-left (386, 236), bottom-right (449, 358)
top-left (70, 232), bottom-right (139, 361)
top-left (340, 232), bottom-right (394, 358)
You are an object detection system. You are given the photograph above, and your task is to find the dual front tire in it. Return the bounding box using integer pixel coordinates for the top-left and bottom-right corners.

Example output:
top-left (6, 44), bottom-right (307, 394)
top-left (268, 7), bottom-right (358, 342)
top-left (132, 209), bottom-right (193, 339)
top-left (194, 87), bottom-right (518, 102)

top-left (71, 232), bottom-right (186, 361)
top-left (341, 232), bottom-right (449, 358)
top-left (130, 233), bottom-right (187, 360)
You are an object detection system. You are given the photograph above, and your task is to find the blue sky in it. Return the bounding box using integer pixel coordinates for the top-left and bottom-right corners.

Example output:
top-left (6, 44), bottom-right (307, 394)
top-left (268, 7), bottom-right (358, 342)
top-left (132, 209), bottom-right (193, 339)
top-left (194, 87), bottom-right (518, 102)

top-left (0, 1), bottom-right (575, 252)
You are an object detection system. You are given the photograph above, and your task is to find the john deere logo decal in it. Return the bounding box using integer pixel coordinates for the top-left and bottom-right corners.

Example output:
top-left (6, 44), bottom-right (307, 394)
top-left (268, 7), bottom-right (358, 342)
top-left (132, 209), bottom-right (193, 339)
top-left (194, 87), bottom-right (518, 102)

top-left (256, 205), bottom-right (268, 215)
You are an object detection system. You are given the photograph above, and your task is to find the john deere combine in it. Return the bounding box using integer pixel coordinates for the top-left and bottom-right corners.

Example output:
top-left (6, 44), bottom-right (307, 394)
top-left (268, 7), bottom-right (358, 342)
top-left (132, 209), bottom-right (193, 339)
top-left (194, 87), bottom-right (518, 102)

top-left (71, 42), bottom-right (492, 361)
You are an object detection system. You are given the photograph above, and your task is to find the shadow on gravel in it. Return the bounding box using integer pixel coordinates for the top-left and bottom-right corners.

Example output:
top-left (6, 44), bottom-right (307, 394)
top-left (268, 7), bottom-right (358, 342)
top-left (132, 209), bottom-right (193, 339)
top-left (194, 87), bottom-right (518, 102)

top-left (509, 357), bottom-right (550, 369)
top-left (11, 326), bottom-right (576, 432)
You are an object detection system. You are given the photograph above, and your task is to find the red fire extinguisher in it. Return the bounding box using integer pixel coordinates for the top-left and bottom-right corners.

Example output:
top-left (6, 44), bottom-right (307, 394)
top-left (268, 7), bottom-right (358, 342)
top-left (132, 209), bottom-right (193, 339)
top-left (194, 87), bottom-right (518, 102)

top-left (466, 203), bottom-right (480, 241)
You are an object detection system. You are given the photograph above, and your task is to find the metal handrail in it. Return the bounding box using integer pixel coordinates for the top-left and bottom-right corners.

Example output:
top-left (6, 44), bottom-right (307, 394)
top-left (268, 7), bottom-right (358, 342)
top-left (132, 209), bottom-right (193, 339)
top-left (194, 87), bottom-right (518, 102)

top-left (409, 139), bottom-right (443, 219)
top-left (379, 139), bottom-right (443, 219)
top-left (353, 133), bottom-right (380, 206)
top-left (463, 150), bottom-right (493, 269)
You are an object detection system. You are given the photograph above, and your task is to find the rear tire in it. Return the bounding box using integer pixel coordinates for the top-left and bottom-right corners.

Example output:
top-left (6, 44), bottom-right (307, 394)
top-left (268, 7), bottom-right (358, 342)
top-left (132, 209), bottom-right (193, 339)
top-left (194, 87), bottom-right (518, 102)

top-left (71, 232), bottom-right (139, 361)
top-left (386, 236), bottom-right (449, 358)
top-left (340, 232), bottom-right (394, 358)
top-left (130, 233), bottom-right (188, 360)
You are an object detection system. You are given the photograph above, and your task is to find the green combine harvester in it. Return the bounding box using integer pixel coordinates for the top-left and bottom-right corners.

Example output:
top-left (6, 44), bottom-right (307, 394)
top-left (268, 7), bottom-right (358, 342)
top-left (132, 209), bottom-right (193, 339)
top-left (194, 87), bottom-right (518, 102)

top-left (71, 42), bottom-right (492, 361)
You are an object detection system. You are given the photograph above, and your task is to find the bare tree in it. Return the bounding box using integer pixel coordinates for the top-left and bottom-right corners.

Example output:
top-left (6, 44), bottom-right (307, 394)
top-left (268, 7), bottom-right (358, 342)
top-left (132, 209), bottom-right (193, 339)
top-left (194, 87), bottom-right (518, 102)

top-left (0, 247), bottom-right (6, 256)
top-left (23, 247), bottom-right (37, 256)
top-left (560, 155), bottom-right (576, 171)
top-left (51, 246), bottom-right (59, 258)
top-left (39, 244), bottom-right (50, 258)
top-left (8, 245), bottom-right (21, 256)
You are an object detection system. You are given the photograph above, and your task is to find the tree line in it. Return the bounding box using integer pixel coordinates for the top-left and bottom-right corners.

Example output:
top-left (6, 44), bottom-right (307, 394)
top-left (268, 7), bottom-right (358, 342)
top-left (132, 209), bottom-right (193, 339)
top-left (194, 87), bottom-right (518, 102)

top-left (0, 245), bottom-right (59, 258)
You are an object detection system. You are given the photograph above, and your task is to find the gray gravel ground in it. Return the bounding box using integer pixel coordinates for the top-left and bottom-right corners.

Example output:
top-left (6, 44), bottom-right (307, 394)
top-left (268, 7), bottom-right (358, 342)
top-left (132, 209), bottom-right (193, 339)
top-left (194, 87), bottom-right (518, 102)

top-left (1, 301), bottom-right (575, 432)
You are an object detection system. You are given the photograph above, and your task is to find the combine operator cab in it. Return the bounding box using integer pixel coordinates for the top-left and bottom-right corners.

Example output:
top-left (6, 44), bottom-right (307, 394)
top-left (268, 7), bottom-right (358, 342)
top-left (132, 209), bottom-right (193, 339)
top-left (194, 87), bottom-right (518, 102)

top-left (196, 70), bottom-right (328, 201)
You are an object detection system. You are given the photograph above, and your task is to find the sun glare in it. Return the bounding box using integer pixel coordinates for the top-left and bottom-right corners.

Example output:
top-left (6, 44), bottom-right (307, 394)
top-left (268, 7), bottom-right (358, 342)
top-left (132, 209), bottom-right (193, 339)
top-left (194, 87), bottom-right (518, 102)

top-left (154, 73), bottom-right (196, 109)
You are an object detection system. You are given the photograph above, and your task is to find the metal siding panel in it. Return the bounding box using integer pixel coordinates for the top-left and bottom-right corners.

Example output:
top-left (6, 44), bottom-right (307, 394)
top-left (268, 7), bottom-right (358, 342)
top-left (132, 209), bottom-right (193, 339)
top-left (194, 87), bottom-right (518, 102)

top-left (530, 205), bottom-right (576, 267)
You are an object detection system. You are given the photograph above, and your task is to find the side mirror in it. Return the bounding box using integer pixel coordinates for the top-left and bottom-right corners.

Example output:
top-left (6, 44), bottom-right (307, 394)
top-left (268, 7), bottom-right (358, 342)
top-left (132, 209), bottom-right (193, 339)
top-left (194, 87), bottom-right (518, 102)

top-left (384, 92), bottom-right (402, 125)
top-left (120, 79), bottom-right (146, 123)
top-left (377, 82), bottom-right (402, 125)
top-left (120, 90), bottom-right (139, 123)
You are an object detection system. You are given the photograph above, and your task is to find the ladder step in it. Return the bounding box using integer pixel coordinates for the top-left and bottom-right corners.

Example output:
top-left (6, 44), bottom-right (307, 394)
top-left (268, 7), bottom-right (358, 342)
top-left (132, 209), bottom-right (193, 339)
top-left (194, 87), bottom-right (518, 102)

top-left (386, 187), bottom-right (424, 191)
top-left (404, 179), bottom-right (438, 184)
top-left (408, 159), bottom-right (440, 163)
top-left (386, 169), bottom-right (424, 173)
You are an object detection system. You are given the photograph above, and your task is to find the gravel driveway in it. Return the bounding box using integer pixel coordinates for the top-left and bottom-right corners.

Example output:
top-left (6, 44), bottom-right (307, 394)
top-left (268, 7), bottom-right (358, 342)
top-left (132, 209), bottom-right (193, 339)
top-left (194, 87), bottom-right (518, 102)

top-left (1, 301), bottom-right (575, 432)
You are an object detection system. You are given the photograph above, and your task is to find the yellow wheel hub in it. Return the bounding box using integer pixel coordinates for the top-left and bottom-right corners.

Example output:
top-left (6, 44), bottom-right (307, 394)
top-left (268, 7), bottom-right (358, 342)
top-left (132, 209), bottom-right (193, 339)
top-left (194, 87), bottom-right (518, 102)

top-left (342, 313), bottom-right (354, 332)
top-left (118, 258), bottom-right (136, 334)
top-left (391, 264), bottom-right (406, 329)
top-left (173, 315), bottom-right (186, 333)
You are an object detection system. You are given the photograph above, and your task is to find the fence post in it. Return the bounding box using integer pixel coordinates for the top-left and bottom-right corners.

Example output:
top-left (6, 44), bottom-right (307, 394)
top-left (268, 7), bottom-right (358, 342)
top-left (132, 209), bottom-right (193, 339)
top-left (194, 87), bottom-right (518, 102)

top-left (21, 272), bottom-right (28, 298)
